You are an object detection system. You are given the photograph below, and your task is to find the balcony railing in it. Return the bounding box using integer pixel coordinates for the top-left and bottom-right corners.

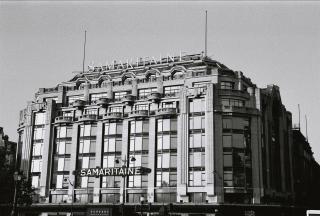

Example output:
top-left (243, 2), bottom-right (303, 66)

top-left (102, 112), bottom-right (123, 120)
top-left (155, 108), bottom-right (177, 116)
top-left (78, 114), bottom-right (97, 122)
top-left (54, 116), bottom-right (73, 124)
top-left (128, 110), bottom-right (149, 118)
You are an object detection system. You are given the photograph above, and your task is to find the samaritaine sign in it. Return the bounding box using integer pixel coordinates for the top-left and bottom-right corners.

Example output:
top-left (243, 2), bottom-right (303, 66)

top-left (80, 167), bottom-right (151, 177)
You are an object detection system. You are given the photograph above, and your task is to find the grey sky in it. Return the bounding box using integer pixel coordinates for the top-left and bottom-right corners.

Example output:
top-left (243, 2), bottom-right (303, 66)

top-left (1, 1), bottom-right (319, 161)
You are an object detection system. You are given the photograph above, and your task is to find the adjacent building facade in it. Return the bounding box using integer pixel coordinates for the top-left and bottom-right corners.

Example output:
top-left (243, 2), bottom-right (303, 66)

top-left (16, 53), bottom-right (319, 216)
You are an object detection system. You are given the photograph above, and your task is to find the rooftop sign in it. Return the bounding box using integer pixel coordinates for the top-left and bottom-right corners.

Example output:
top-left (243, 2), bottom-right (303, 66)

top-left (87, 52), bottom-right (202, 72)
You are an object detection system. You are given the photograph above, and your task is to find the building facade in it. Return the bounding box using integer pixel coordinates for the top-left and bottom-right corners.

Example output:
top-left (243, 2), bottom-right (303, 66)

top-left (16, 53), bottom-right (317, 216)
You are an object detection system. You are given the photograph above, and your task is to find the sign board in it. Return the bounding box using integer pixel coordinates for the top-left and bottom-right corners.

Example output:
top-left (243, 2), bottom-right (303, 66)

top-left (79, 166), bottom-right (151, 177)
top-left (87, 208), bottom-right (112, 216)
top-left (307, 210), bottom-right (320, 216)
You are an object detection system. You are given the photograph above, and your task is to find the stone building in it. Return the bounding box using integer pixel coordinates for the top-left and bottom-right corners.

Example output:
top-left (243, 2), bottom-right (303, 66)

top-left (16, 53), bottom-right (317, 216)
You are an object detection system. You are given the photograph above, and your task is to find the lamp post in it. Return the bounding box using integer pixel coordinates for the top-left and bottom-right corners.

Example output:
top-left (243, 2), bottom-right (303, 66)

top-left (11, 171), bottom-right (22, 216)
top-left (64, 177), bottom-right (75, 216)
top-left (115, 155), bottom-right (136, 216)
top-left (140, 196), bottom-right (145, 216)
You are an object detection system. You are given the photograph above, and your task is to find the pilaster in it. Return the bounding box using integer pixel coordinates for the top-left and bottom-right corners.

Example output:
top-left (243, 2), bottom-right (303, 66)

top-left (68, 122), bottom-right (79, 203)
top-left (177, 87), bottom-right (189, 202)
top-left (147, 117), bottom-right (156, 202)
top-left (39, 100), bottom-right (55, 200)
top-left (120, 119), bottom-right (129, 203)
top-left (205, 84), bottom-right (217, 203)
top-left (93, 121), bottom-right (104, 203)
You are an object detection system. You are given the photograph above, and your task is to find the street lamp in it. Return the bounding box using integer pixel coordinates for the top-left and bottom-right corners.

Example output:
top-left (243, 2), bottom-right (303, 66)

top-left (115, 155), bottom-right (136, 216)
top-left (11, 171), bottom-right (22, 216)
top-left (64, 177), bottom-right (75, 216)
top-left (140, 196), bottom-right (145, 216)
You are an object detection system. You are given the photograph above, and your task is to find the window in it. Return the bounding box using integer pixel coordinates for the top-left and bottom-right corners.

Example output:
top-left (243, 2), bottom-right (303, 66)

top-left (135, 104), bottom-right (149, 111)
top-left (109, 106), bottom-right (123, 113)
top-left (34, 112), bottom-right (46, 125)
top-left (114, 91), bottom-right (129, 101)
top-left (128, 120), bottom-right (149, 188)
top-left (223, 135), bottom-right (232, 148)
top-left (162, 102), bottom-right (176, 108)
top-left (223, 118), bottom-right (232, 129)
top-left (189, 98), bottom-right (205, 113)
top-left (221, 98), bottom-right (244, 107)
top-left (31, 159), bottom-right (42, 172)
top-left (188, 171), bottom-right (206, 186)
top-left (138, 88), bottom-right (157, 99)
top-left (223, 153), bottom-right (233, 167)
top-left (90, 93), bottom-right (107, 103)
top-left (32, 175), bottom-right (40, 188)
top-left (84, 109), bottom-right (98, 115)
top-left (221, 81), bottom-right (235, 90)
top-left (32, 143), bottom-right (43, 156)
top-left (164, 86), bottom-right (181, 97)
top-left (33, 127), bottom-right (45, 140)
top-left (224, 170), bottom-right (233, 187)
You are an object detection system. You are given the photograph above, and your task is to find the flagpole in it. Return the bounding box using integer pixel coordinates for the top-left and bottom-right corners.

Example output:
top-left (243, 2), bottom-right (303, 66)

top-left (82, 30), bottom-right (87, 73)
top-left (205, 10), bottom-right (208, 57)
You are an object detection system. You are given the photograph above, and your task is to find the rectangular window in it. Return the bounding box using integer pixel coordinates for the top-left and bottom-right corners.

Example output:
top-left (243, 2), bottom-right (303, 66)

top-left (221, 81), bottom-right (235, 90)
top-left (164, 86), bottom-right (181, 97)
top-left (67, 95), bottom-right (84, 105)
top-left (34, 112), bottom-right (46, 125)
top-left (138, 88), bottom-right (157, 99)
top-left (109, 106), bottom-right (123, 113)
top-left (114, 91), bottom-right (129, 101)
top-left (135, 104), bottom-right (149, 111)
top-left (90, 93), bottom-right (107, 102)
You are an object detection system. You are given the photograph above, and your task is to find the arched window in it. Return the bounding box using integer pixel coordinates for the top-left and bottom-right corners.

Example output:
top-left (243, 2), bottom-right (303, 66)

top-left (172, 71), bottom-right (184, 80)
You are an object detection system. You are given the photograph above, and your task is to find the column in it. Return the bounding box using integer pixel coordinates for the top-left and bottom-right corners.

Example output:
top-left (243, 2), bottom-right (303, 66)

top-left (120, 119), bottom-right (129, 203)
top-left (177, 87), bottom-right (189, 203)
top-left (93, 121), bottom-right (104, 203)
top-left (132, 79), bottom-right (138, 97)
top-left (147, 117), bottom-right (156, 202)
top-left (68, 122), bottom-right (79, 203)
top-left (84, 82), bottom-right (90, 102)
top-left (39, 100), bottom-right (55, 200)
top-left (20, 102), bottom-right (34, 177)
top-left (205, 84), bottom-right (217, 203)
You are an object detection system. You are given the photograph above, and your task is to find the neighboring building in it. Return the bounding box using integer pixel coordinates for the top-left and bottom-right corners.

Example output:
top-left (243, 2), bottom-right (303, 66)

top-left (292, 127), bottom-right (320, 208)
top-left (16, 53), bottom-right (319, 216)
top-left (0, 127), bottom-right (17, 213)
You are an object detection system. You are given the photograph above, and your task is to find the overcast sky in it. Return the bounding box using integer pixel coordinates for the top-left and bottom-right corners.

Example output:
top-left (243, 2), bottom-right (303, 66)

top-left (0, 1), bottom-right (319, 161)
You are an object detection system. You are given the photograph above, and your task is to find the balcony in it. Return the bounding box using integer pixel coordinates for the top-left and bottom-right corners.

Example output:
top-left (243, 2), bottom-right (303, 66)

top-left (78, 114), bottom-right (97, 122)
top-left (72, 100), bottom-right (86, 108)
top-left (54, 116), bottom-right (73, 124)
top-left (147, 92), bottom-right (162, 103)
top-left (96, 98), bottom-right (109, 107)
top-left (121, 94), bottom-right (135, 105)
top-left (218, 105), bottom-right (259, 115)
top-left (128, 110), bottom-right (149, 118)
top-left (155, 108), bottom-right (177, 116)
top-left (218, 89), bottom-right (250, 99)
top-left (102, 112), bottom-right (122, 120)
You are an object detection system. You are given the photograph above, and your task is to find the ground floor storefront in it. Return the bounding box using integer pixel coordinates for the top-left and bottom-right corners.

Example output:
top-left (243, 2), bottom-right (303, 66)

top-left (15, 203), bottom-right (314, 216)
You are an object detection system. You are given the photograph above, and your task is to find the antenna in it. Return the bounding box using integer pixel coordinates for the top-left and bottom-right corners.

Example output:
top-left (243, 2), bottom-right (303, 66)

top-left (305, 115), bottom-right (308, 142)
top-left (82, 30), bottom-right (87, 73)
top-left (205, 10), bottom-right (208, 57)
top-left (298, 104), bottom-right (301, 130)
